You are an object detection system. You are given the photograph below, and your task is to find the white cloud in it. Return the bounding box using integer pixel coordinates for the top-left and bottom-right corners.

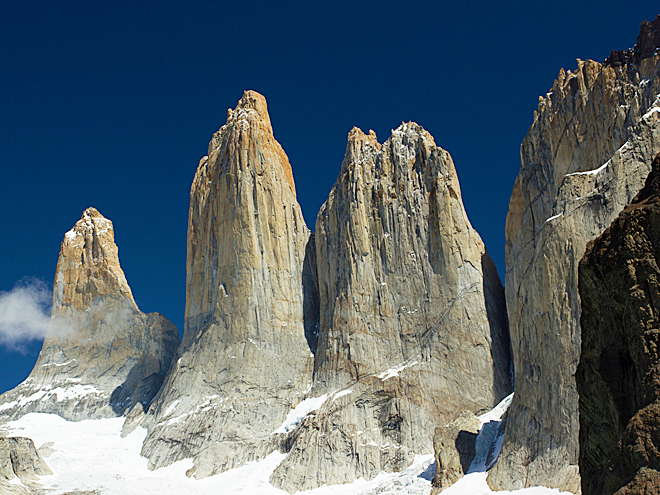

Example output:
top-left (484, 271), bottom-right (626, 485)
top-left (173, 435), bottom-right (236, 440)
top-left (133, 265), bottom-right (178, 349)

top-left (0, 279), bottom-right (52, 352)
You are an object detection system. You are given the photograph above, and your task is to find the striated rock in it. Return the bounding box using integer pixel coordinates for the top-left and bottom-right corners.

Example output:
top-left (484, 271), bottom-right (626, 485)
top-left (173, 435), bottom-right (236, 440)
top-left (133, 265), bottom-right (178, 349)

top-left (431, 411), bottom-right (481, 494)
top-left (140, 91), bottom-right (315, 478)
top-left (270, 123), bottom-right (511, 491)
top-left (0, 437), bottom-right (51, 482)
top-left (0, 208), bottom-right (180, 422)
top-left (577, 153), bottom-right (660, 495)
top-left (0, 436), bottom-right (51, 495)
top-left (490, 19), bottom-right (660, 492)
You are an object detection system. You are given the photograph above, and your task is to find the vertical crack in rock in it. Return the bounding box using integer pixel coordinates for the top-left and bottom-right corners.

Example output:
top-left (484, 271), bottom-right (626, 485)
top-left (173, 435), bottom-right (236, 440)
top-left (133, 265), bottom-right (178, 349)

top-left (0, 207), bottom-right (180, 422)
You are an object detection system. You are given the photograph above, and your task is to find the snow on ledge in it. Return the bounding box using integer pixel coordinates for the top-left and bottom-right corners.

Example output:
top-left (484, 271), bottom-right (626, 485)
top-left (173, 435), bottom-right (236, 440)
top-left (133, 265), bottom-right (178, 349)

top-left (271, 394), bottom-right (329, 435)
top-left (378, 361), bottom-right (418, 381)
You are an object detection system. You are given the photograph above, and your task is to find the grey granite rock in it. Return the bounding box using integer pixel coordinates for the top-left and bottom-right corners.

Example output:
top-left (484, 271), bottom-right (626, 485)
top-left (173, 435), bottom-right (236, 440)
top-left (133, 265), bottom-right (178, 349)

top-left (489, 25), bottom-right (660, 493)
top-left (0, 208), bottom-right (180, 422)
top-left (0, 436), bottom-right (51, 495)
top-left (270, 124), bottom-right (511, 491)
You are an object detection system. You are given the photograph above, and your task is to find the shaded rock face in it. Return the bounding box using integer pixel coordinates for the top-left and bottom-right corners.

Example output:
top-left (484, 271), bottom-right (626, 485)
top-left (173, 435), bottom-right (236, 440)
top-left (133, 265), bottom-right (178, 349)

top-left (578, 153), bottom-right (660, 495)
top-left (431, 411), bottom-right (481, 494)
top-left (490, 19), bottom-right (660, 492)
top-left (270, 124), bottom-right (511, 492)
top-left (0, 208), bottom-right (179, 422)
top-left (141, 91), bottom-right (315, 478)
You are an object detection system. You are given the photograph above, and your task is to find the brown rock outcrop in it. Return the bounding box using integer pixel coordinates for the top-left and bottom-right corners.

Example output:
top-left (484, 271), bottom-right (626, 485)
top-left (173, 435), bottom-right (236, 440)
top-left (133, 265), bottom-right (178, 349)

top-left (578, 153), bottom-right (660, 495)
top-left (0, 208), bottom-right (180, 422)
top-left (270, 123), bottom-right (511, 491)
top-left (141, 91), bottom-right (316, 478)
top-left (491, 18), bottom-right (660, 492)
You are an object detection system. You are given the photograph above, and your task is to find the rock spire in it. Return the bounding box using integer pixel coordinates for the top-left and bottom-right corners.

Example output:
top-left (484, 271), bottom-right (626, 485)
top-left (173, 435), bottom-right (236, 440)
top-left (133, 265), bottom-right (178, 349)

top-left (140, 91), bottom-right (316, 478)
top-left (0, 207), bottom-right (180, 421)
top-left (270, 123), bottom-right (511, 491)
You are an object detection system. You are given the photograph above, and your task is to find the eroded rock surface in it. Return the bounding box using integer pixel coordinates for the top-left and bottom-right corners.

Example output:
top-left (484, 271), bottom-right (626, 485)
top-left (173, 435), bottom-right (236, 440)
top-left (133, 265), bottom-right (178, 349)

top-left (270, 124), bottom-right (511, 491)
top-left (0, 208), bottom-right (179, 422)
top-left (578, 153), bottom-right (660, 495)
top-left (490, 18), bottom-right (660, 493)
top-left (141, 91), bottom-right (315, 478)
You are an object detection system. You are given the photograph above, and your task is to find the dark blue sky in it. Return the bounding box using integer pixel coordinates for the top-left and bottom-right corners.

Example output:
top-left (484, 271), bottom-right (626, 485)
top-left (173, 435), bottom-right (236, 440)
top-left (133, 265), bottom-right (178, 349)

top-left (1, 1), bottom-right (656, 394)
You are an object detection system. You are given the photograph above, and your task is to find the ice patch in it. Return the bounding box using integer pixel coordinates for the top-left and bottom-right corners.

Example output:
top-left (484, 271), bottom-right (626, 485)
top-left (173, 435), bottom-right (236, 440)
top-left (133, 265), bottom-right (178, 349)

top-left (564, 160), bottom-right (609, 177)
top-left (272, 394), bottom-right (329, 435)
top-left (544, 212), bottom-right (563, 224)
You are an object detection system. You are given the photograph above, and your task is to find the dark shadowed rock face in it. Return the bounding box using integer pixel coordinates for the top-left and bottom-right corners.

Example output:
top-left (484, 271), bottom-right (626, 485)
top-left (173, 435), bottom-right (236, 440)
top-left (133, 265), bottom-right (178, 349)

top-left (578, 153), bottom-right (660, 495)
top-left (0, 208), bottom-right (180, 422)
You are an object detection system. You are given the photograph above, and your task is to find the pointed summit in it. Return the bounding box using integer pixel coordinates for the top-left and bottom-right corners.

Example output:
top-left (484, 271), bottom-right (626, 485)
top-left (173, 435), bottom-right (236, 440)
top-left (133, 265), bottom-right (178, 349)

top-left (54, 207), bottom-right (135, 313)
top-left (141, 91), bottom-right (315, 478)
top-left (0, 208), bottom-right (180, 422)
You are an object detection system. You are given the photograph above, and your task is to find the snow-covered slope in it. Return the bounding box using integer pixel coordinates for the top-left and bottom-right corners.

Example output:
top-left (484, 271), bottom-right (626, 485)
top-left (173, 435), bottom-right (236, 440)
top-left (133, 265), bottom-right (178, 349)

top-left (4, 395), bottom-right (571, 495)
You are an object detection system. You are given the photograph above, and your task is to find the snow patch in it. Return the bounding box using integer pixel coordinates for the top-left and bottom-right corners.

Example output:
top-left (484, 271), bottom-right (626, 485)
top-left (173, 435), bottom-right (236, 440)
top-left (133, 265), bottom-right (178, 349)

top-left (272, 394), bottom-right (329, 435)
top-left (332, 389), bottom-right (353, 401)
top-left (378, 361), bottom-right (418, 380)
top-left (4, 396), bottom-right (574, 495)
top-left (41, 358), bottom-right (77, 367)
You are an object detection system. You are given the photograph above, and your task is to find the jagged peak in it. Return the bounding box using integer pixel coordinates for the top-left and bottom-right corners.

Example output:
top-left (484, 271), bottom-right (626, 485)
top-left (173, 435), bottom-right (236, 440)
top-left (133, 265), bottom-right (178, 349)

top-left (604, 14), bottom-right (660, 68)
top-left (205, 90), bottom-right (296, 193)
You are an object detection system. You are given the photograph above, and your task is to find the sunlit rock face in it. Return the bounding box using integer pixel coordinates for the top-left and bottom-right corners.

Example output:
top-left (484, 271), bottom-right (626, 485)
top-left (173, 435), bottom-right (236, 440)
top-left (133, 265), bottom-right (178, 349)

top-left (0, 207), bottom-right (180, 422)
top-left (489, 16), bottom-right (660, 493)
top-left (270, 123), bottom-right (511, 492)
top-left (141, 91), bottom-right (316, 479)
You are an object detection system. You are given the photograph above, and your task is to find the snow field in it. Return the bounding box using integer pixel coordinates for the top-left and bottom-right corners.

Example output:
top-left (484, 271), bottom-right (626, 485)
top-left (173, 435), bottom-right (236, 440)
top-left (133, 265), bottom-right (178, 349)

top-left (6, 392), bottom-right (573, 495)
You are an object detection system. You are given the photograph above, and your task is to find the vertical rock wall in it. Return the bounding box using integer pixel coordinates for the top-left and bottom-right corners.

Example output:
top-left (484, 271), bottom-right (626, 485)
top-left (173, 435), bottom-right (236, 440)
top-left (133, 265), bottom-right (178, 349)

top-left (141, 91), bottom-right (315, 478)
top-left (578, 153), bottom-right (660, 495)
top-left (490, 19), bottom-right (660, 492)
top-left (270, 124), bottom-right (511, 491)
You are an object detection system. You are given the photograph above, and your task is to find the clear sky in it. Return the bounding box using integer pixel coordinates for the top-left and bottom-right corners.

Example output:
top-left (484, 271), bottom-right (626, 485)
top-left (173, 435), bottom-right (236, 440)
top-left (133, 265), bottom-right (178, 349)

top-left (1, 0), bottom-right (657, 394)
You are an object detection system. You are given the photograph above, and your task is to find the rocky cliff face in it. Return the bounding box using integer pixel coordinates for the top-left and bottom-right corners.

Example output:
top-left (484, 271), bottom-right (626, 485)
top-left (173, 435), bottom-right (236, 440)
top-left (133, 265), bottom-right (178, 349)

top-left (140, 91), bottom-right (316, 478)
top-left (578, 153), bottom-right (660, 495)
top-left (490, 17), bottom-right (660, 492)
top-left (269, 124), bottom-right (511, 491)
top-left (0, 208), bottom-right (180, 422)
top-left (0, 436), bottom-right (51, 495)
